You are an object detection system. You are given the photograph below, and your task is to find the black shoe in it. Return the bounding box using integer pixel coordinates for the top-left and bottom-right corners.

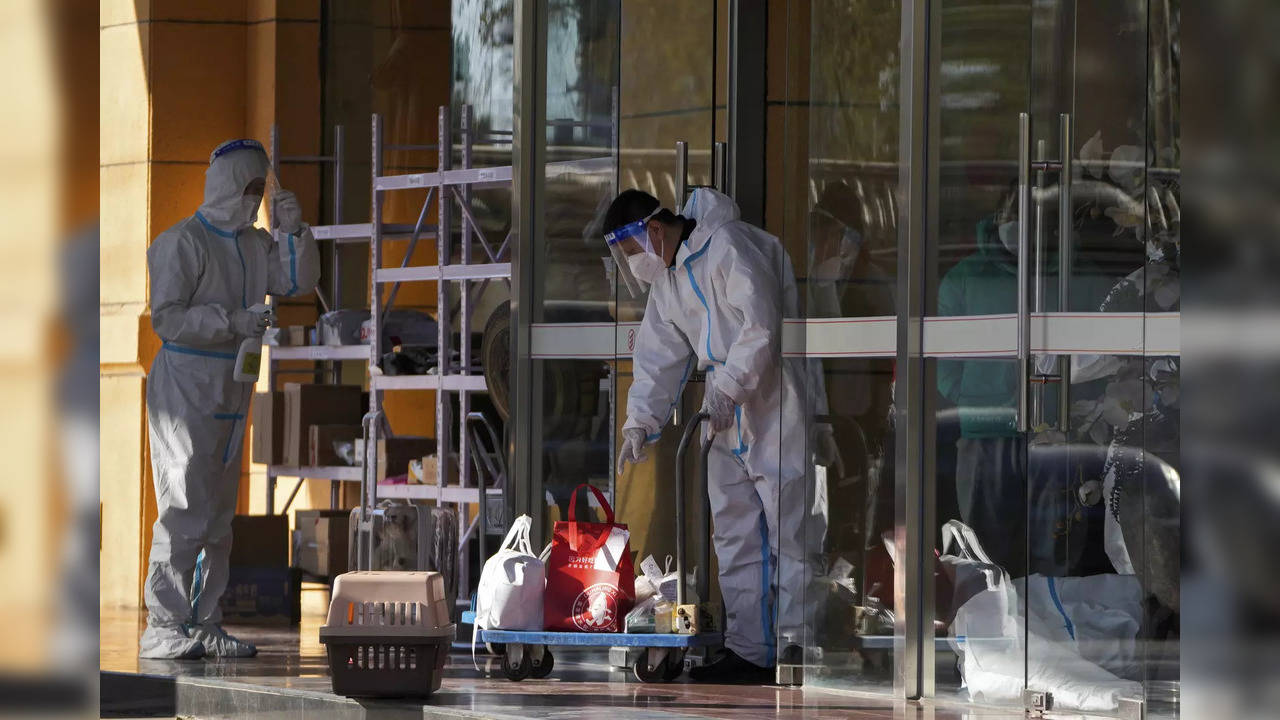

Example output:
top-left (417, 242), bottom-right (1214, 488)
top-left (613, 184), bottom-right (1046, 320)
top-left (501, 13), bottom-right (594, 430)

top-left (688, 649), bottom-right (774, 684)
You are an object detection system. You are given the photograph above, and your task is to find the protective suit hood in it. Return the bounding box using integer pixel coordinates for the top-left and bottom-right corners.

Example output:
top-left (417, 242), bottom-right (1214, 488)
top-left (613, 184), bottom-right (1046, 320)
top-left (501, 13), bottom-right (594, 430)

top-left (199, 140), bottom-right (270, 231)
top-left (679, 188), bottom-right (740, 264)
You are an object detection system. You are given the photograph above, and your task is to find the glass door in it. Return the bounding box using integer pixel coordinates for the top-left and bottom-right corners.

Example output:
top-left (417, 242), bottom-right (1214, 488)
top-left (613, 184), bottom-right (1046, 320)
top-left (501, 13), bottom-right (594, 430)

top-left (776, 0), bottom-right (905, 695)
top-left (922, 0), bottom-right (1179, 716)
top-left (516, 0), bottom-right (725, 563)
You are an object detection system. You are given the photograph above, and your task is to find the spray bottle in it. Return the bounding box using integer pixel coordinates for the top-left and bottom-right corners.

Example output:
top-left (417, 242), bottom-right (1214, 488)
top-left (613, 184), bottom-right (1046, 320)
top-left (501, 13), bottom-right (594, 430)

top-left (233, 307), bottom-right (273, 383)
top-left (233, 168), bottom-right (284, 384)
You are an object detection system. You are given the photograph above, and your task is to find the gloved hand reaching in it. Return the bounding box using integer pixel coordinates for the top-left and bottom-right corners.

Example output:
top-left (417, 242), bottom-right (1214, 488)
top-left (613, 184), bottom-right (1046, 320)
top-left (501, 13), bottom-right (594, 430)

top-left (230, 303), bottom-right (274, 337)
top-left (272, 189), bottom-right (303, 234)
top-left (616, 427), bottom-right (651, 476)
top-left (702, 386), bottom-right (737, 435)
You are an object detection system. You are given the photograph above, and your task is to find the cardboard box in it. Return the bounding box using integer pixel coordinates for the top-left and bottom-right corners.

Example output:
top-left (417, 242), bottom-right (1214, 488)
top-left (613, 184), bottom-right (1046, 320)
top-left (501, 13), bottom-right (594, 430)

top-left (282, 383), bottom-right (364, 467)
top-left (218, 566), bottom-right (302, 625)
top-left (293, 510), bottom-right (350, 579)
top-left (308, 424), bottom-right (363, 466)
top-left (250, 391), bottom-right (285, 465)
top-left (230, 514), bottom-right (290, 569)
top-left (408, 455), bottom-right (438, 485)
top-left (376, 436), bottom-right (438, 481)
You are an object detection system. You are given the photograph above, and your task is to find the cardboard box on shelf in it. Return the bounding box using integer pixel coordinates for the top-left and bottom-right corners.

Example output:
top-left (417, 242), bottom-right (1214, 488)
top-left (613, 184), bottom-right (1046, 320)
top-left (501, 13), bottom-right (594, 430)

top-left (408, 455), bottom-right (438, 485)
top-left (250, 391), bottom-right (285, 465)
top-left (282, 383), bottom-right (363, 467)
top-left (293, 510), bottom-right (350, 579)
top-left (376, 437), bottom-right (438, 482)
top-left (308, 424), bottom-right (363, 467)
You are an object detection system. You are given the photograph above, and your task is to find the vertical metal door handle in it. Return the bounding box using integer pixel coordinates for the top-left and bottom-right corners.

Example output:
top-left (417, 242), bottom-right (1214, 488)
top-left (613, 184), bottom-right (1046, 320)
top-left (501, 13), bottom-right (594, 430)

top-left (713, 141), bottom-right (728, 193)
top-left (1017, 113), bottom-right (1031, 432)
top-left (675, 140), bottom-right (689, 206)
top-left (1058, 113), bottom-right (1073, 431)
top-left (672, 139), bottom-right (696, 429)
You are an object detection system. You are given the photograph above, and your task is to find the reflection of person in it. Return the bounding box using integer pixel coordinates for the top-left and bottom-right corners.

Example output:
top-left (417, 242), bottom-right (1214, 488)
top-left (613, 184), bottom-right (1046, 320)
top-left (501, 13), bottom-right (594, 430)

top-left (937, 190), bottom-right (1112, 575)
top-left (806, 182), bottom-right (897, 573)
top-left (608, 188), bottom-right (822, 682)
top-left (140, 140), bottom-right (319, 659)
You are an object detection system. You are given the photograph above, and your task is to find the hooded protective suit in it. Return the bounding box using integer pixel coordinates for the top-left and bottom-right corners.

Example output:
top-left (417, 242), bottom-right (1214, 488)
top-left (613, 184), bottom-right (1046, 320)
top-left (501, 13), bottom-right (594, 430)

top-left (622, 188), bottom-right (824, 667)
top-left (140, 140), bottom-right (319, 658)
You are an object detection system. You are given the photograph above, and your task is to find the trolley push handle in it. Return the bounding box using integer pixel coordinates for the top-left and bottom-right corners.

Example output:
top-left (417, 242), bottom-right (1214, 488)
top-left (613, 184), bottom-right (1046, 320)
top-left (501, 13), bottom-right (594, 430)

top-left (674, 411), bottom-right (713, 610)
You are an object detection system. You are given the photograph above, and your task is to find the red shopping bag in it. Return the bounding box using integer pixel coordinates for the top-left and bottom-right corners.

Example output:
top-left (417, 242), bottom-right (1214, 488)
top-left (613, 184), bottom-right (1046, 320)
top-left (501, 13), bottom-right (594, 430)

top-left (543, 484), bottom-right (635, 632)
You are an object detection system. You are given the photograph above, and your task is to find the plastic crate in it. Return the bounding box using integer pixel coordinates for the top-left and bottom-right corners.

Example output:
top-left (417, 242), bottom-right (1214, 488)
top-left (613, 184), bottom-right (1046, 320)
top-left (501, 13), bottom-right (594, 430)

top-left (319, 571), bottom-right (455, 698)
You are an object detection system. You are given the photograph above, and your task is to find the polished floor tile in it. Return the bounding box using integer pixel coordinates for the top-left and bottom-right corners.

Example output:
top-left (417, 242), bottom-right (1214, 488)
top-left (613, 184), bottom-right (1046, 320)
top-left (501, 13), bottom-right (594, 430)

top-left (100, 596), bottom-right (1037, 720)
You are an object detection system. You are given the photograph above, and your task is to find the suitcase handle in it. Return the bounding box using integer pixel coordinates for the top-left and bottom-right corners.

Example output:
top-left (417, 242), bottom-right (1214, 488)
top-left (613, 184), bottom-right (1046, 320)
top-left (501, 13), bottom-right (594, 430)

top-left (674, 411), bottom-right (713, 608)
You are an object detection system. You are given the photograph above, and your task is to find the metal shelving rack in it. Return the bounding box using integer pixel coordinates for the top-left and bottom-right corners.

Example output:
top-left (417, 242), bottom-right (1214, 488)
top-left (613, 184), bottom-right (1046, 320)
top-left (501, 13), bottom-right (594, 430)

top-left (264, 124), bottom-right (358, 514)
top-left (363, 105), bottom-right (509, 589)
top-left (264, 123), bottom-right (450, 516)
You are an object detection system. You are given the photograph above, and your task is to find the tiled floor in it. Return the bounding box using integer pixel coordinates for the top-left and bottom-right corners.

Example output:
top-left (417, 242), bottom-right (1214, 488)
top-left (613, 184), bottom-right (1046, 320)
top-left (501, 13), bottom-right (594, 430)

top-left (98, 593), bottom-right (1103, 720)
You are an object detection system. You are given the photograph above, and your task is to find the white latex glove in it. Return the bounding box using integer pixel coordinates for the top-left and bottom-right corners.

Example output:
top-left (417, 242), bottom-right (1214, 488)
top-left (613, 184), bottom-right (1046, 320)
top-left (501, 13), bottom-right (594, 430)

top-left (272, 189), bottom-right (303, 234)
top-left (616, 427), bottom-right (651, 476)
top-left (812, 424), bottom-right (845, 478)
top-left (702, 386), bottom-right (736, 435)
top-left (230, 303), bottom-right (274, 337)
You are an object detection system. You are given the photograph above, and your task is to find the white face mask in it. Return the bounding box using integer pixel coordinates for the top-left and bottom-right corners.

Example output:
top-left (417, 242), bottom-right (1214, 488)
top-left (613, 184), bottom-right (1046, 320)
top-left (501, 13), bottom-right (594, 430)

top-left (627, 251), bottom-right (669, 285)
top-left (239, 194), bottom-right (263, 228)
top-left (811, 228), bottom-right (862, 283)
top-left (997, 220), bottom-right (1020, 255)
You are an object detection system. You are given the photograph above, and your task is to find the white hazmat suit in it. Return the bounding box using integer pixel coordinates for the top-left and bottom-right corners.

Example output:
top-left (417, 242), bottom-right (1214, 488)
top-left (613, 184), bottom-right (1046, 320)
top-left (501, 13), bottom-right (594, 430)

top-left (623, 189), bottom-right (825, 667)
top-left (140, 140), bottom-right (319, 658)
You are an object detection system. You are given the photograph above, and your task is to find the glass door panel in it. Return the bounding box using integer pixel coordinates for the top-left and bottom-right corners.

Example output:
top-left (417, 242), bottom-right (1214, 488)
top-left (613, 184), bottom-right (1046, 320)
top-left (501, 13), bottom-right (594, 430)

top-left (609, 0), bottom-right (723, 597)
top-left (926, 0), bottom-right (1033, 707)
top-left (519, 0), bottom-right (723, 582)
top-left (924, 0), bottom-right (1179, 716)
top-left (531, 0), bottom-right (622, 538)
top-left (780, 0), bottom-right (904, 693)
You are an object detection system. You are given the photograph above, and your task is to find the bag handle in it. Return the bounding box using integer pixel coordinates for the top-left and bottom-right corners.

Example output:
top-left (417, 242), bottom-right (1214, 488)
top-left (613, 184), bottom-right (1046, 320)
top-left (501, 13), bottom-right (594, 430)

top-left (941, 519), bottom-right (995, 565)
top-left (499, 515), bottom-right (533, 556)
top-left (568, 483), bottom-right (615, 524)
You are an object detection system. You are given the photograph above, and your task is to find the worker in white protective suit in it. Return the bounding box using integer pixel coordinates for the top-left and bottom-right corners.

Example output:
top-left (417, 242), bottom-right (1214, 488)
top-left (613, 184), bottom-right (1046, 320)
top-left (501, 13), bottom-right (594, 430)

top-left (139, 139), bottom-right (319, 659)
top-left (608, 187), bottom-right (828, 683)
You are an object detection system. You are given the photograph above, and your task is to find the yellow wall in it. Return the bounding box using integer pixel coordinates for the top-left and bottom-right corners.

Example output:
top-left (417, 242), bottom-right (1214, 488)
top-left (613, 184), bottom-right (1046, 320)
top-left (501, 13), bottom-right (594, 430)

top-left (100, 0), bottom-right (454, 608)
top-left (0, 0), bottom-right (96, 670)
top-left (99, 0), bottom-right (326, 608)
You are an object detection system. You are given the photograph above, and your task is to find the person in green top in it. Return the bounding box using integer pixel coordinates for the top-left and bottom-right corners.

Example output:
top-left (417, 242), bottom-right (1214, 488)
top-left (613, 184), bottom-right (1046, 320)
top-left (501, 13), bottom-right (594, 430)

top-left (937, 188), bottom-right (1116, 575)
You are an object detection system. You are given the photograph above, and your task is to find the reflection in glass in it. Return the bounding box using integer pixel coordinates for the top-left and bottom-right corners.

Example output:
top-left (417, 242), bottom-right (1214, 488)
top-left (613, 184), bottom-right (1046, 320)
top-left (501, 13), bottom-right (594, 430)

top-left (532, 1), bottom-right (620, 532)
top-left (926, 0), bottom-right (1180, 714)
top-left (784, 0), bottom-right (902, 693)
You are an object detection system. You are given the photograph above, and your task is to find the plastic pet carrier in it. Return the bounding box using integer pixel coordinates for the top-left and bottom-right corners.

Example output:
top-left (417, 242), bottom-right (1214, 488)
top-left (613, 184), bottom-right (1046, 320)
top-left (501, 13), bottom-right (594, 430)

top-left (319, 571), bottom-right (455, 698)
top-left (347, 502), bottom-right (458, 600)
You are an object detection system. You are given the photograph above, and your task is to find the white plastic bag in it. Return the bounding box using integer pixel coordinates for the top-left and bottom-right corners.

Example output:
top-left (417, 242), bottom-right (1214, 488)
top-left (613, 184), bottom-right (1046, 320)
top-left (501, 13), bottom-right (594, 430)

top-left (941, 520), bottom-right (1142, 712)
top-left (1016, 573), bottom-right (1144, 680)
top-left (473, 515), bottom-right (544, 666)
top-left (635, 555), bottom-right (698, 605)
top-left (625, 595), bottom-right (661, 633)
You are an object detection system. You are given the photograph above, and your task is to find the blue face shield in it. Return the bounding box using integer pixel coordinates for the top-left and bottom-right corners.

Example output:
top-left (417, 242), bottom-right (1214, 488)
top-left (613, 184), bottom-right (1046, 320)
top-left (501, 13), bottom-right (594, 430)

top-left (604, 208), bottom-right (662, 298)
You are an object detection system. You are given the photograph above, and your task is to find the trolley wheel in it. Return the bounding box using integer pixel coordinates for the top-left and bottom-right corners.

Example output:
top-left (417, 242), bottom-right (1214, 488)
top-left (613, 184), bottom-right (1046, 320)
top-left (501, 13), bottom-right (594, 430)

top-left (530, 648), bottom-right (555, 679)
top-left (502, 649), bottom-right (532, 681)
top-left (633, 652), bottom-right (676, 683)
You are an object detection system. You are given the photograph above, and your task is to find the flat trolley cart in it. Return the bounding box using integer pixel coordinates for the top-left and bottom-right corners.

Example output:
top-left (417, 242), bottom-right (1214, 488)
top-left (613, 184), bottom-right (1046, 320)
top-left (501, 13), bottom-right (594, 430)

top-left (477, 412), bottom-right (723, 683)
